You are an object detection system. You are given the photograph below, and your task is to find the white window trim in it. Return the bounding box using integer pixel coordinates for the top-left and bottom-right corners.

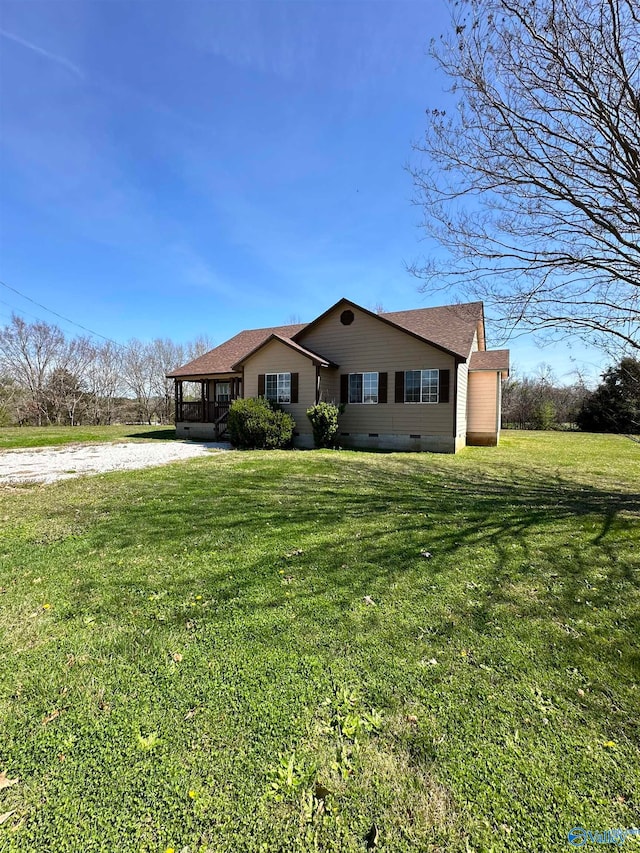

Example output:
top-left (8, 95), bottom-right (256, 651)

top-left (215, 381), bottom-right (231, 402)
top-left (265, 372), bottom-right (291, 404)
top-left (348, 372), bottom-right (379, 404)
top-left (404, 369), bottom-right (439, 404)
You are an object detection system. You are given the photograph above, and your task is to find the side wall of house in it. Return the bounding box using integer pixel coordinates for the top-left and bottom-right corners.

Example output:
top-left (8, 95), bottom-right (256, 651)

top-left (242, 339), bottom-right (316, 439)
top-left (299, 305), bottom-right (457, 451)
top-left (456, 361), bottom-right (469, 450)
top-left (467, 371), bottom-right (500, 445)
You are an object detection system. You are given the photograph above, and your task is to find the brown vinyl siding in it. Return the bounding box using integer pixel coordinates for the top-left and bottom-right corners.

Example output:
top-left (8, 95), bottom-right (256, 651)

top-left (319, 368), bottom-right (339, 404)
top-left (456, 362), bottom-right (468, 439)
top-left (467, 371), bottom-right (498, 434)
top-left (298, 305), bottom-right (456, 437)
top-left (242, 338), bottom-right (315, 435)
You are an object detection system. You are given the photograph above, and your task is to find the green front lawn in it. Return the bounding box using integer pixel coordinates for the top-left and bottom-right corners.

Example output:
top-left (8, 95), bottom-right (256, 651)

top-left (0, 432), bottom-right (638, 851)
top-left (0, 425), bottom-right (175, 449)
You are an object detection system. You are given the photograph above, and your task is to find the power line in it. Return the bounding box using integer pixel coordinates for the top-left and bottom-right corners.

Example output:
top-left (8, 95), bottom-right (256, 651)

top-left (0, 278), bottom-right (122, 347)
top-left (0, 296), bottom-right (60, 327)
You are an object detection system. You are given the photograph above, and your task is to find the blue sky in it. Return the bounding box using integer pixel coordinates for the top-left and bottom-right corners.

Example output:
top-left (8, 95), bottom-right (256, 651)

top-left (0, 0), bottom-right (608, 383)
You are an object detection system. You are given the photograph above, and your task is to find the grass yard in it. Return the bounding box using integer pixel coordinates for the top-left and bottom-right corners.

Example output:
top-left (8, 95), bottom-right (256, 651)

top-left (0, 425), bottom-right (175, 449)
top-left (0, 431), bottom-right (638, 851)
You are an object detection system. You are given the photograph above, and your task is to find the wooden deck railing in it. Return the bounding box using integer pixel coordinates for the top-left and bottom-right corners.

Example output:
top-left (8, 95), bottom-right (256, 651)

top-left (177, 401), bottom-right (231, 438)
top-left (179, 401), bottom-right (204, 422)
top-left (177, 401), bottom-right (231, 422)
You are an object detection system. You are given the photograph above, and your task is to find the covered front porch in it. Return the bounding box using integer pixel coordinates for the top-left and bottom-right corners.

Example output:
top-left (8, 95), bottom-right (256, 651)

top-left (174, 375), bottom-right (242, 440)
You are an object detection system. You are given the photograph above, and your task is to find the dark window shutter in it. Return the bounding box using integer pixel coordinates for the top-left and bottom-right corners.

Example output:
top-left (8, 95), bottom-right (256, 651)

top-left (340, 374), bottom-right (348, 404)
top-left (258, 374), bottom-right (265, 397)
top-left (395, 371), bottom-right (405, 403)
top-left (439, 369), bottom-right (450, 404)
top-left (378, 372), bottom-right (387, 404)
top-left (290, 372), bottom-right (299, 403)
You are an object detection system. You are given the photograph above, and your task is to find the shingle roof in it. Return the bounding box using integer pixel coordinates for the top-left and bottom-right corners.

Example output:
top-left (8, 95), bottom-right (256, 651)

top-left (167, 323), bottom-right (306, 378)
top-left (167, 300), bottom-right (486, 378)
top-left (469, 349), bottom-right (510, 374)
top-left (381, 302), bottom-right (484, 359)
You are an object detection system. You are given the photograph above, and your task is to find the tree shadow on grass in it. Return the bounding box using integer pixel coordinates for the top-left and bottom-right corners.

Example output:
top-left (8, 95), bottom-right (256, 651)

top-left (69, 454), bottom-right (638, 634)
top-left (50, 453), bottom-right (634, 660)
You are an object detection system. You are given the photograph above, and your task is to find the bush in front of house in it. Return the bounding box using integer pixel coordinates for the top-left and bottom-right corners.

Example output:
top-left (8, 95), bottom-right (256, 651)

top-left (228, 397), bottom-right (295, 449)
top-left (306, 401), bottom-right (342, 448)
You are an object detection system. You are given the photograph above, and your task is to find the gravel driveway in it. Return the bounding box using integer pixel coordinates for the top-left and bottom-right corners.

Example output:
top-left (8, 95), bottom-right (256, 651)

top-left (0, 440), bottom-right (231, 485)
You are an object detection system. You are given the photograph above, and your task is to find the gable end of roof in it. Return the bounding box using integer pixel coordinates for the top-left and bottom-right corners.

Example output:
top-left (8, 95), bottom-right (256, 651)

top-left (230, 334), bottom-right (337, 370)
top-left (295, 297), bottom-right (483, 359)
top-left (294, 298), bottom-right (470, 359)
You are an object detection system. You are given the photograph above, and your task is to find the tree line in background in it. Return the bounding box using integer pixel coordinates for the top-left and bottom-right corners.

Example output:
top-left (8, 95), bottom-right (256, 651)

top-left (501, 365), bottom-right (588, 431)
top-left (0, 314), bottom-right (212, 427)
top-left (502, 358), bottom-right (639, 435)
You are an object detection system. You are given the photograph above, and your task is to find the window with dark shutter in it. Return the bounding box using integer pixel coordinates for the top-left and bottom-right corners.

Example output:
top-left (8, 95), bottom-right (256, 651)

top-left (401, 369), bottom-right (446, 403)
top-left (290, 372), bottom-right (299, 404)
top-left (265, 373), bottom-right (291, 403)
top-left (347, 373), bottom-right (378, 403)
top-left (258, 374), bottom-right (265, 397)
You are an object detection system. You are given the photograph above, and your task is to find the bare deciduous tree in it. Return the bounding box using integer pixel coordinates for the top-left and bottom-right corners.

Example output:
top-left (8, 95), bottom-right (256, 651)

top-left (46, 337), bottom-right (97, 425)
top-left (0, 375), bottom-right (26, 425)
top-left (0, 315), bottom-right (66, 424)
top-left (501, 363), bottom-right (589, 428)
top-left (122, 340), bottom-right (157, 425)
top-left (185, 335), bottom-right (215, 362)
top-left (410, 0), bottom-right (640, 353)
top-left (44, 368), bottom-right (85, 425)
top-left (0, 312), bottom-right (217, 426)
top-left (85, 341), bottom-right (123, 425)
top-left (149, 338), bottom-right (185, 424)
